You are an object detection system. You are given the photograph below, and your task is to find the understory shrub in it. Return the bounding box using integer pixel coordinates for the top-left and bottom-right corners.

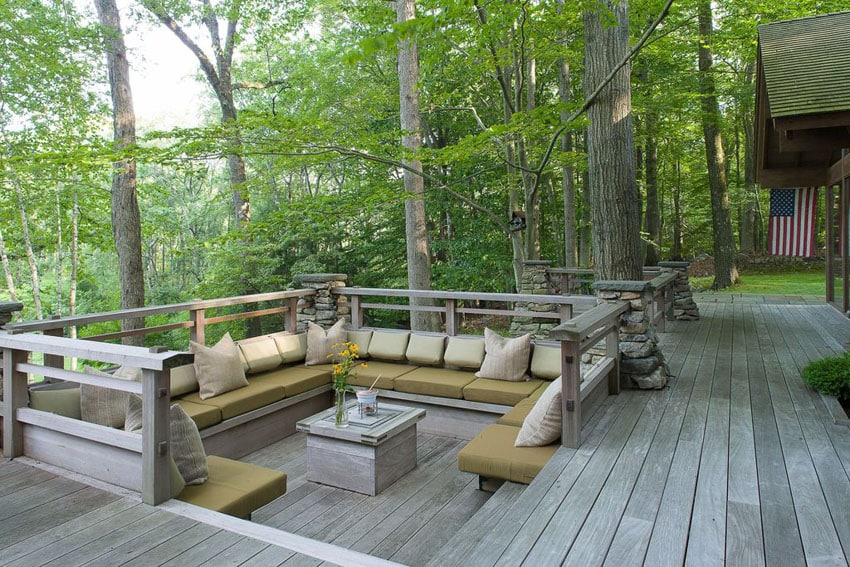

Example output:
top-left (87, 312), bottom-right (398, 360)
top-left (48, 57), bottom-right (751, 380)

top-left (802, 351), bottom-right (850, 398)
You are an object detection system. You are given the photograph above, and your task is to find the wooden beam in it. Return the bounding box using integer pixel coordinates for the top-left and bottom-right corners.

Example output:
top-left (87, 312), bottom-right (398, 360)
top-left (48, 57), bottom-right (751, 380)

top-left (774, 110), bottom-right (850, 132)
top-left (778, 128), bottom-right (850, 153)
top-left (756, 166), bottom-right (827, 188)
top-left (827, 152), bottom-right (850, 186)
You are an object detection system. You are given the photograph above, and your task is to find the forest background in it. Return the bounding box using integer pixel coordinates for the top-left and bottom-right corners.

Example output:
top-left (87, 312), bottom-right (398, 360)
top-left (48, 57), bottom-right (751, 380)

top-left (1, 0), bottom-right (844, 337)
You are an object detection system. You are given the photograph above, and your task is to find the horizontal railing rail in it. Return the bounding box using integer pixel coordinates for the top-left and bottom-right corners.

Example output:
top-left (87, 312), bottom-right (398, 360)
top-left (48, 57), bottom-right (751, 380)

top-left (335, 287), bottom-right (598, 335)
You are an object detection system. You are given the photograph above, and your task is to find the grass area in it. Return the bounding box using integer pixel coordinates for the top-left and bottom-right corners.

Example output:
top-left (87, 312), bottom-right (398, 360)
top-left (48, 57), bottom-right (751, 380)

top-left (691, 271), bottom-right (825, 296)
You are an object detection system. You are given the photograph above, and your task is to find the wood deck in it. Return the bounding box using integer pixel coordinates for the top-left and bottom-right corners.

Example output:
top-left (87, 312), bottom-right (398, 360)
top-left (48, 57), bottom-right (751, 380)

top-left (2, 301), bottom-right (850, 566)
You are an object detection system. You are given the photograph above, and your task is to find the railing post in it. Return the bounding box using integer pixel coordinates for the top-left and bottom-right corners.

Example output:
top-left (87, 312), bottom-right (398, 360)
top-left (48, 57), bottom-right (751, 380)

top-left (445, 299), bottom-right (458, 336)
top-left (142, 347), bottom-right (173, 506)
top-left (560, 338), bottom-right (582, 449)
top-left (606, 327), bottom-right (621, 394)
top-left (42, 316), bottom-right (65, 374)
top-left (350, 294), bottom-right (363, 329)
top-left (2, 347), bottom-right (28, 458)
top-left (286, 297), bottom-right (299, 332)
top-left (189, 307), bottom-right (206, 345)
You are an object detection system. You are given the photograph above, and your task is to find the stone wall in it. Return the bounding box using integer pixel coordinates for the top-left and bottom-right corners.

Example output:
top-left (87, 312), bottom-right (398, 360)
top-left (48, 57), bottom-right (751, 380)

top-left (659, 261), bottom-right (700, 320)
top-left (595, 282), bottom-right (668, 390)
top-left (294, 274), bottom-right (348, 330)
top-left (510, 260), bottom-right (559, 339)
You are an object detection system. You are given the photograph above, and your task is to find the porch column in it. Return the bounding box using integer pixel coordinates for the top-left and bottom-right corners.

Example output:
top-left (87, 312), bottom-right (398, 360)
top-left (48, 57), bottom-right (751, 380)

top-left (594, 281), bottom-right (668, 389)
top-left (295, 274), bottom-right (349, 331)
top-left (658, 261), bottom-right (700, 320)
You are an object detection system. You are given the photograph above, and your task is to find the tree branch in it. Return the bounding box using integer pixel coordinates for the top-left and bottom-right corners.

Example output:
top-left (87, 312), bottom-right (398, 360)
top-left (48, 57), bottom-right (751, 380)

top-left (232, 79), bottom-right (289, 90)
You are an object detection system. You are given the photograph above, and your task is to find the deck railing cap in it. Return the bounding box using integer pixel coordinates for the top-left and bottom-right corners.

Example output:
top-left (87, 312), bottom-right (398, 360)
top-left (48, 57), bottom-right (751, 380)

top-left (593, 280), bottom-right (652, 292)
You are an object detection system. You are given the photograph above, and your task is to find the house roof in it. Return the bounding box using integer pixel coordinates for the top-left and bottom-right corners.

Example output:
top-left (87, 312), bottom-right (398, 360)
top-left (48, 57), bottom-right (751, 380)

top-left (755, 11), bottom-right (850, 188)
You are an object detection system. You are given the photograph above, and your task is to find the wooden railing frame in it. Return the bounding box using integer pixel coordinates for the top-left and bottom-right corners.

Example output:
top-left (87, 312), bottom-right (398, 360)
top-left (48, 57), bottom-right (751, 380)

top-left (550, 301), bottom-right (628, 448)
top-left (335, 287), bottom-right (598, 335)
top-left (0, 333), bottom-right (190, 505)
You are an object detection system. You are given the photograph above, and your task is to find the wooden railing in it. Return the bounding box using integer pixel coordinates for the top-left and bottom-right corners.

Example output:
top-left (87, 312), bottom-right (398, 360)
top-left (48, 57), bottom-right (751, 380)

top-left (1, 332), bottom-right (189, 505)
top-left (550, 301), bottom-right (628, 448)
top-left (335, 287), bottom-right (598, 334)
top-left (645, 271), bottom-right (677, 332)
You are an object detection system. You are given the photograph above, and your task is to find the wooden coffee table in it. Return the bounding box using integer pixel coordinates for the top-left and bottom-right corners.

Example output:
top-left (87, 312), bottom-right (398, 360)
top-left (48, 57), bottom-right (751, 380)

top-left (295, 402), bottom-right (425, 495)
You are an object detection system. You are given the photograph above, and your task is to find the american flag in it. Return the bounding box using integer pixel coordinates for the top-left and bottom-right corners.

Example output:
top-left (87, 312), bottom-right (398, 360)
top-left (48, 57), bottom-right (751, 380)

top-left (768, 188), bottom-right (818, 257)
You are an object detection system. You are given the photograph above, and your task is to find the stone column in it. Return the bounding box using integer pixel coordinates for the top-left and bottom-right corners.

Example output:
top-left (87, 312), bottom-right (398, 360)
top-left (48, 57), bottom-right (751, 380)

top-left (658, 261), bottom-right (700, 320)
top-left (594, 281), bottom-right (668, 389)
top-left (0, 302), bottom-right (24, 402)
top-left (294, 274), bottom-right (348, 331)
top-left (510, 260), bottom-right (558, 339)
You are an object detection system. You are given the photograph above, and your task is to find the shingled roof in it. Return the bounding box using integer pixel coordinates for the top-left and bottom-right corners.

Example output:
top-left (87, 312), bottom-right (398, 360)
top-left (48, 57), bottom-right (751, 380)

top-left (755, 11), bottom-right (850, 188)
top-left (760, 11), bottom-right (850, 118)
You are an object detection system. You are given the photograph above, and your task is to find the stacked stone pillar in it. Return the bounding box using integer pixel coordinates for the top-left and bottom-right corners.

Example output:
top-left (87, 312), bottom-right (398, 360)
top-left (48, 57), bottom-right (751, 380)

top-left (295, 274), bottom-right (348, 331)
top-left (0, 302), bottom-right (24, 402)
top-left (510, 260), bottom-right (558, 339)
top-left (658, 261), bottom-right (700, 320)
top-left (594, 281), bottom-right (668, 390)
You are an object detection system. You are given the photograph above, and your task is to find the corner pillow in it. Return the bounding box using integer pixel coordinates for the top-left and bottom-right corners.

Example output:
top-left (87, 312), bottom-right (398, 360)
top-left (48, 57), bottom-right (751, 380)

top-left (305, 319), bottom-right (346, 365)
top-left (530, 344), bottom-right (562, 380)
top-left (443, 336), bottom-right (486, 369)
top-left (475, 328), bottom-right (532, 381)
top-left (405, 334), bottom-right (445, 366)
top-left (190, 333), bottom-right (248, 400)
top-left (368, 331), bottom-right (410, 361)
top-left (125, 397), bottom-right (187, 498)
top-left (515, 377), bottom-right (562, 447)
top-left (80, 365), bottom-right (139, 428)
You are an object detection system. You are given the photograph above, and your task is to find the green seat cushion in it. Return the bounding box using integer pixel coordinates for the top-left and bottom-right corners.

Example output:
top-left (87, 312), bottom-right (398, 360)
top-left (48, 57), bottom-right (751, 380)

top-left (29, 385), bottom-right (82, 419)
top-left (463, 378), bottom-right (546, 406)
top-left (309, 361), bottom-right (416, 389)
top-left (251, 366), bottom-right (332, 397)
top-left (172, 399), bottom-right (223, 430)
top-left (394, 367), bottom-right (477, 399)
top-left (176, 455), bottom-right (287, 519)
top-left (179, 381), bottom-right (285, 420)
top-left (497, 396), bottom-right (537, 427)
top-left (457, 424), bottom-right (558, 484)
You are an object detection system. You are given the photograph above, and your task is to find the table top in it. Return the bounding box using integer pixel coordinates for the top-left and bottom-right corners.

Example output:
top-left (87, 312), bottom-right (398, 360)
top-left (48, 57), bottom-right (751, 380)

top-left (295, 401), bottom-right (425, 446)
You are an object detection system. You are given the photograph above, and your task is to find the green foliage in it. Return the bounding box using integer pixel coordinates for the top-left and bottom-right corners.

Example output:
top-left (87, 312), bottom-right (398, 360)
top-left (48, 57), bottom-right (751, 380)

top-left (802, 352), bottom-right (850, 399)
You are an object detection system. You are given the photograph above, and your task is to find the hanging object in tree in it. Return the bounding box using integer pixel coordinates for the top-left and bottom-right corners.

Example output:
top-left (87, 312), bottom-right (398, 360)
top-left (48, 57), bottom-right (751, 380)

top-left (767, 187), bottom-right (817, 257)
top-left (509, 210), bottom-right (527, 232)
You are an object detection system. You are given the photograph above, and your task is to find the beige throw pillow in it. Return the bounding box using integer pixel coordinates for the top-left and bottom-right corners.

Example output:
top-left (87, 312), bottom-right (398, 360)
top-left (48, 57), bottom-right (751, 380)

top-left (515, 377), bottom-right (562, 447)
top-left (125, 396), bottom-right (207, 487)
top-left (80, 365), bottom-right (140, 428)
top-left (475, 328), bottom-right (532, 381)
top-left (305, 319), bottom-right (346, 365)
top-left (190, 333), bottom-right (248, 400)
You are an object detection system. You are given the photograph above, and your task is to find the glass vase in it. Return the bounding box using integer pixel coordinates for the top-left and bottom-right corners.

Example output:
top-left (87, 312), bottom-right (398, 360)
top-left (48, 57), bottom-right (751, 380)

top-left (334, 389), bottom-right (349, 428)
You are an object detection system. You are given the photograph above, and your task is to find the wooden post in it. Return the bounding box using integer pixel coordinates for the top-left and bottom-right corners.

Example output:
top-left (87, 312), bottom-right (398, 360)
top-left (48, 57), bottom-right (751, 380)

top-left (560, 338), bottom-right (582, 448)
top-left (2, 348), bottom-right (28, 458)
top-left (445, 299), bottom-right (457, 336)
top-left (286, 297), bottom-right (299, 332)
top-left (189, 307), bottom-right (205, 345)
top-left (606, 327), bottom-right (621, 394)
top-left (350, 295), bottom-right (363, 328)
top-left (141, 347), bottom-right (172, 505)
top-left (43, 317), bottom-right (65, 374)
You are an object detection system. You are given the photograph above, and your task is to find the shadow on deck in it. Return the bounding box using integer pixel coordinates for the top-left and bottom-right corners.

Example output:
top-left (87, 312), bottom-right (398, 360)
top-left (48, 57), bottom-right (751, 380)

top-left (2, 301), bottom-right (850, 566)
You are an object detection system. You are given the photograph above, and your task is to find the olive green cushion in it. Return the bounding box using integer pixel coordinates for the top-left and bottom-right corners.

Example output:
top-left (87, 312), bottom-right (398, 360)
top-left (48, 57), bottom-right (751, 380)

top-left (443, 336), bottom-right (485, 369)
top-left (463, 378), bottom-right (546, 406)
top-left (530, 344), bottom-right (562, 380)
top-left (29, 385), bottom-right (82, 419)
top-left (368, 331), bottom-right (410, 361)
top-left (269, 332), bottom-right (308, 364)
top-left (309, 361), bottom-right (415, 389)
top-left (180, 381), bottom-right (285, 420)
top-left (457, 424), bottom-right (558, 484)
top-left (405, 334), bottom-right (445, 366)
top-left (394, 367), bottom-right (477, 399)
top-left (236, 336), bottom-right (283, 374)
top-left (347, 330), bottom-right (373, 359)
top-left (497, 396), bottom-right (537, 427)
top-left (251, 366), bottom-right (332, 397)
top-left (172, 399), bottom-right (223, 430)
top-left (177, 455), bottom-right (287, 519)
top-left (170, 364), bottom-right (199, 397)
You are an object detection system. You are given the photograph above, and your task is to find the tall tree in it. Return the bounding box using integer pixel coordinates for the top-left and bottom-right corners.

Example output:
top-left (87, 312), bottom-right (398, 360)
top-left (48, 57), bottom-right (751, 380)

top-left (584, 0), bottom-right (642, 280)
top-left (698, 0), bottom-right (738, 289)
top-left (397, 0), bottom-right (440, 331)
top-left (95, 0), bottom-right (145, 344)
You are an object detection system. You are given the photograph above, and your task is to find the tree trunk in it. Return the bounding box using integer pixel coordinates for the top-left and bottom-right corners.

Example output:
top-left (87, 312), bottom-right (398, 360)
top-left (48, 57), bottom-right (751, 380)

top-left (397, 0), bottom-right (440, 332)
top-left (698, 0), bottom-right (739, 289)
top-left (644, 111), bottom-right (661, 265)
top-left (95, 0), bottom-right (145, 345)
top-left (584, 0), bottom-right (642, 280)
top-left (672, 158), bottom-right (683, 260)
top-left (740, 61), bottom-right (758, 254)
top-left (11, 176), bottom-right (43, 319)
top-left (0, 226), bottom-right (19, 312)
top-left (559, 54), bottom-right (577, 267)
top-left (55, 182), bottom-right (63, 316)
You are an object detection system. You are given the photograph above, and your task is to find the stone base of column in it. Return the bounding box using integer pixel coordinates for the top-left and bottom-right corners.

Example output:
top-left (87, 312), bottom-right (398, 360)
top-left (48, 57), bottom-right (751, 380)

top-left (510, 260), bottom-right (557, 339)
top-left (659, 261), bottom-right (700, 320)
top-left (295, 274), bottom-right (348, 331)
